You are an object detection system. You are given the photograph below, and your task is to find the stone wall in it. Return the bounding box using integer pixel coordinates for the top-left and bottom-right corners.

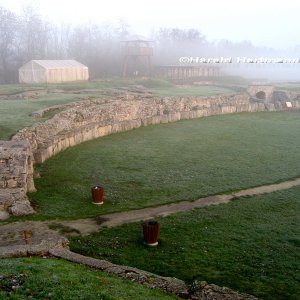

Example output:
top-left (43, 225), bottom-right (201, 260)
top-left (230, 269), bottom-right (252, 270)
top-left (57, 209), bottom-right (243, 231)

top-left (0, 140), bottom-right (35, 219)
top-left (13, 94), bottom-right (265, 164)
top-left (247, 85), bottom-right (274, 101)
top-left (1, 92), bottom-right (300, 218)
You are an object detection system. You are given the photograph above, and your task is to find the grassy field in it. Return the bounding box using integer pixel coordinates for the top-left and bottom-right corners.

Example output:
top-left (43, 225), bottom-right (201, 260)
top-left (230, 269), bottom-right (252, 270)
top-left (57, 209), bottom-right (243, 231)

top-left (69, 186), bottom-right (300, 300)
top-left (149, 85), bottom-right (234, 96)
top-left (0, 78), bottom-right (133, 95)
top-left (0, 79), bottom-right (130, 140)
top-left (0, 79), bottom-right (127, 140)
top-left (23, 110), bottom-right (300, 221)
top-left (134, 77), bottom-right (236, 96)
top-left (274, 82), bottom-right (300, 91)
top-left (0, 76), bottom-right (240, 96)
top-left (0, 257), bottom-right (176, 300)
top-left (0, 94), bottom-right (86, 140)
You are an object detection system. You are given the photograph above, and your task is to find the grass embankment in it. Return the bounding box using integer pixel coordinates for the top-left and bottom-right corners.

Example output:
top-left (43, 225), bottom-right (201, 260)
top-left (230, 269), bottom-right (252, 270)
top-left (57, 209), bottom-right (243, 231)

top-left (70, 186), bottom-right (300, 300)
top-left (150, 85), bottom-right (234, 96)
top-left (135, 78), bottom-right (235, 96)
top-left (24, 111), bottom-right (300, 220)
top-left (0, 78), bottom-right (133, 95)
top-left (0, 94), bottom-right (85, 140)
top-left (274, 82), bottom-right (300, 92)
top-left (0, 79), bottom-right (132, 140)
top-left (0, 257), bottom-right (176, 300)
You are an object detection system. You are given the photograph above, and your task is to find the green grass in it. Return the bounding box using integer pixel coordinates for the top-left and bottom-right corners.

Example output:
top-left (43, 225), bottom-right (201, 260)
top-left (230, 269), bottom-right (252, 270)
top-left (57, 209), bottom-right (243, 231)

top-left (171, 75), bottom-right (250, 86)
top-left (0, 78), bottom-right (141, 140)
top-left (0, 78), bottom-right (238, 140)
top-left (149, 85), bottom-right (235, 96)
top-left (0, 94), bottom-right (85, 140)
top-left (274, 82), bottom-right (300, 92)
top-left (0, 77), bottom-right (169, 96)
top-left (209, 75), bottom-right (250, 86)
top-left (0, 257), bottom-right (177, 299)
top-left (0, 79), bottom-right (133, 95)
top-left (0, 83), bottom-right (52, 96)
top-left (134, 78), bottom-right (174, 88)
top-left (23, 111), bottom-right (300, 221)
top-left (0, 77), bottom-right (239, 96)
top-left (69, 186), bottom-right (300, 300)
top-left (0, 77), bottom-right (141, 140)
top-left (133, 78), bottom-right (236, 96)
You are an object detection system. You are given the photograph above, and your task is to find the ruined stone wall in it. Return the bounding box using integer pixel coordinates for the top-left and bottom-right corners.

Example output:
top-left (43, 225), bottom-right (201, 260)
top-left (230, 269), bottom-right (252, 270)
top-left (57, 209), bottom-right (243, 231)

top-left (247, 85), bottom-right (274, 101)
top-left (2, 92), bottom-right (300, 218)
top-left (13, 94), bottom-right (265, 164)
top-left (0, 140), bottom-right (35, 219)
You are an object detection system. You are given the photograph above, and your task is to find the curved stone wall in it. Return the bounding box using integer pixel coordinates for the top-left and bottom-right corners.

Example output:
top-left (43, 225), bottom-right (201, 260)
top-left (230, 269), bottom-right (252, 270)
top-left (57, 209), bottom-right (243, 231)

top-left (13, 94), bottom-right (264, 164)
top-left (1, 92), bottom-right (300, 218)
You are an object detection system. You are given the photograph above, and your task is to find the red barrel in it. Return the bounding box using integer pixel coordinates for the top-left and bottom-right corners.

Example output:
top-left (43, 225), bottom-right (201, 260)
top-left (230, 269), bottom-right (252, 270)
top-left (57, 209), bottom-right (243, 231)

top-left (91, 186), bottom-right (104, 205)
top-left (143, 221), bottom-right (159, 246)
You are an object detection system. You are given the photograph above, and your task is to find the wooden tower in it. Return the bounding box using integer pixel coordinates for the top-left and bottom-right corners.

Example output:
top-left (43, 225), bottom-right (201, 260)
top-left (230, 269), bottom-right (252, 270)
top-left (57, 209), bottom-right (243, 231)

top-left (122, 39), bottom-right (153, 77)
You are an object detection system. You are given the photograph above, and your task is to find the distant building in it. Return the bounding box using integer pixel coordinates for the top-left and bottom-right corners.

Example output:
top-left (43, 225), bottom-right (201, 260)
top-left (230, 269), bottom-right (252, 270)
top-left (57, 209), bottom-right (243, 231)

top-left (122, 39), bottom-right (153, 77)
top-left (155, 65), bottom-right (220, 80)
top-left (19, 60), bottom-right (89, 84)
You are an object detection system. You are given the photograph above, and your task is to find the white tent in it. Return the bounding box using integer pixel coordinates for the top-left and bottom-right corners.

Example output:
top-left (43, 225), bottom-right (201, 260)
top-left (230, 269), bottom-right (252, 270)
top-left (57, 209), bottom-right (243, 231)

top-left (19, 60), bottom-right (89, 83)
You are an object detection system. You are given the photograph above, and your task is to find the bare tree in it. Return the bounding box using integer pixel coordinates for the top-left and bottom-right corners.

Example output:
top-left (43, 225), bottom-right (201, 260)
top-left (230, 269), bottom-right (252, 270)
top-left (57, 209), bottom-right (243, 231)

top-left (152, 27), bottom-right (207, 65)
top-left (44, 23), bottom-right (71, 59)
top-left (68, 22), bottom-right (127, 78)
top-left (17, 5), bottom-right (51, 62)
top-left (0, 7), bottom-right (19, 83)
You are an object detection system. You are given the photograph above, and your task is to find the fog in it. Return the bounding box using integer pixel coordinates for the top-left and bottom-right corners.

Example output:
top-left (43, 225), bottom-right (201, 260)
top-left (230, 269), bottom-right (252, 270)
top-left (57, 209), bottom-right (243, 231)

top-left (1, 0), bottom-right (300, 83)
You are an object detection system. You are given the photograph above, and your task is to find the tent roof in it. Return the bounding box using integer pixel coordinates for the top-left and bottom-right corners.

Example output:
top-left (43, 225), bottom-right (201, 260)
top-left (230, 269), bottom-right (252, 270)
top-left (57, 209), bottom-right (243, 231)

top-left (29, 60), bottom-right (88, 69)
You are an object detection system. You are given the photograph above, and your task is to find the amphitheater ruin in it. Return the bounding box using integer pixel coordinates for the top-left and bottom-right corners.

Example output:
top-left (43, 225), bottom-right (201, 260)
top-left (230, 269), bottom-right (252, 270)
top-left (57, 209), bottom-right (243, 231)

top-left (0, 85), bottom-right (300, 219)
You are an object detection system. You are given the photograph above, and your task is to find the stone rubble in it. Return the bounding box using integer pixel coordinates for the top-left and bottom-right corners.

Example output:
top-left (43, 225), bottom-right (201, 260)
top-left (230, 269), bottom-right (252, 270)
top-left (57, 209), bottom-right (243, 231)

top-left (0, 140), bottom-right (35, 219)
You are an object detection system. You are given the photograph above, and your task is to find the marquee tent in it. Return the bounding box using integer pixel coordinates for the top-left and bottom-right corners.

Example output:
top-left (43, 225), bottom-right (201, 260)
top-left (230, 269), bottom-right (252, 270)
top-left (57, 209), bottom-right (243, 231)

top-left (19, 60), bottom-right (89, 83)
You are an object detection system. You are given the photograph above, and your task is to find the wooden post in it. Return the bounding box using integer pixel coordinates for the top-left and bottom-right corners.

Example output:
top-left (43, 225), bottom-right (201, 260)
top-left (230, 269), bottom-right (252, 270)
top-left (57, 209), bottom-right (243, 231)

top-left (23, 230), bottom-right (30, 245)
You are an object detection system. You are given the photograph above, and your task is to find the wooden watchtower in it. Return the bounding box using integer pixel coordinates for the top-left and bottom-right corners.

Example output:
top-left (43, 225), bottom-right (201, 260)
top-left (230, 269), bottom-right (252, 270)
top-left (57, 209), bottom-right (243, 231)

top-left (122, 39), bottom-right (153, 77)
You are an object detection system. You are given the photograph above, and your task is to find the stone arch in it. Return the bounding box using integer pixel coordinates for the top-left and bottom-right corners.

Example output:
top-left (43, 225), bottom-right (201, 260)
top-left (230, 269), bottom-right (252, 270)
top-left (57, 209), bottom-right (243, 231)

top-left (247, 85), bottom-right (274, 101)
top-left (255, 91), bottom-right (266, 100)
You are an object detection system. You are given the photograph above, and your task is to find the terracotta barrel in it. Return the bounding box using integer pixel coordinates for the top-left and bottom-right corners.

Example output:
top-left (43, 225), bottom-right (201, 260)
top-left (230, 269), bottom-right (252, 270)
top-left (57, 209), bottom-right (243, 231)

top-left (143, 221), bottom-right (159, 246)
top-left (91, 186), bottom-right (104, 205)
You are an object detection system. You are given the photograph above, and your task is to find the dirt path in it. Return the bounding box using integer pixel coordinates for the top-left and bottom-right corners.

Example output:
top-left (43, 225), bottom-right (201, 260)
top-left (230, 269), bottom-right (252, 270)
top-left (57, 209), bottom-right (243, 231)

top-left (56, 177), bottom-right (300, 235)
top-left (1, 177), bottom-right (300, 254)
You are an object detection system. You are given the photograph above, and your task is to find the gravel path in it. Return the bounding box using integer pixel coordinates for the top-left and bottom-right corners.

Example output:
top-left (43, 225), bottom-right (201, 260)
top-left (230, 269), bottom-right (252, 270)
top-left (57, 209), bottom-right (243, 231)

top-left (56, 177), bottom-right (300, 235)
top-left (1, 177), bottom-right (300, 252)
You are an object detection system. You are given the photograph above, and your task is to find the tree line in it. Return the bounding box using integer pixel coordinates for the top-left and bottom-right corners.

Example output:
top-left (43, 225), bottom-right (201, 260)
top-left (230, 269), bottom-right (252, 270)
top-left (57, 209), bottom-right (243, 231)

top-left (0, 6), bottom-right (133, 83)
top-left (1, 5), bottom-right (298, 84)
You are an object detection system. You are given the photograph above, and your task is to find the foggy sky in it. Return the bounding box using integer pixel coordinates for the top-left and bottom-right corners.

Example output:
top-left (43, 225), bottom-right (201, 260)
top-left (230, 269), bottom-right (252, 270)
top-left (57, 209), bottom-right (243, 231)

top-left (1, 0), bottom-right (300, 50)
